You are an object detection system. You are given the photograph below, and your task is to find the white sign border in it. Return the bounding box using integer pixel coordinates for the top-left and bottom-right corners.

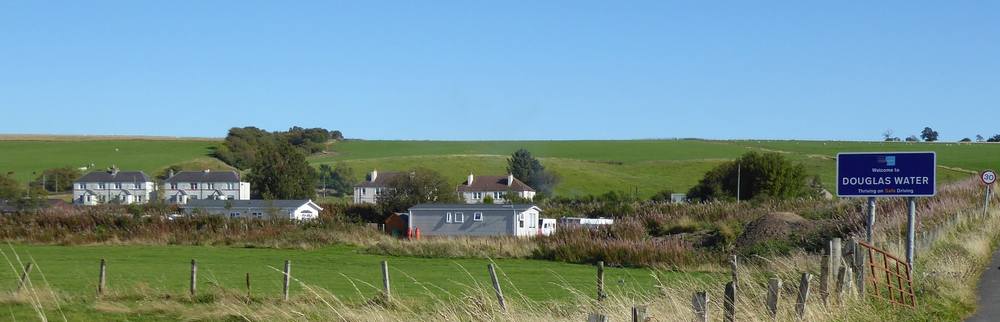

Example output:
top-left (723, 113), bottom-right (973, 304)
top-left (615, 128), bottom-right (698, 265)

top-left (836, 151), bottom-right (937, 198)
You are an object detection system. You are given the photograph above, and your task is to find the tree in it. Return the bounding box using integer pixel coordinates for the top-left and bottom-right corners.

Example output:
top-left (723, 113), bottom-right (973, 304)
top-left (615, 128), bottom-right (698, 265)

top-left (905, 135), bottom-right (920, 142)
top-left (688, 152), bottom-right (811, 202)
top-left (377, 168), bottom-right (459, 213)
top-left (34, 166), bottom-right (81, 192)
top-left (330, 130), bottom-right (344, 141)
top-left (920, 127), bottom-right (939, 142)
top-left (0, 174), bottom-right (22, 201)
top-left (960, 138), bottom-right (972, 143)
top-left (318, 162), bottom-right (357, 197)
top-left (977, 134), bottom-right (985, 142)
top-left (506, 149), bottom-right (559, 194)
top-left (881, 129), bottom-right (900, 142)
top-left (246, 140), bottom-right (318, 199)
top-left (989, 134), bottom-right (1000, 143)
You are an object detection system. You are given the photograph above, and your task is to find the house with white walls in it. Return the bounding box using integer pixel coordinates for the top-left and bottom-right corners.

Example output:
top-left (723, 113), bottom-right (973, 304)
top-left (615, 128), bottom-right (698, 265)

top-left (353, 170), bottom-right (403, 204)
top-left (180, 199), bottom-right (323, 220)
top-left (457, 174), bottom-right (535, 204)
top-left (163, 169), bottom-right (250, 204)
top-left (73, 169), bottom-right (155, 205)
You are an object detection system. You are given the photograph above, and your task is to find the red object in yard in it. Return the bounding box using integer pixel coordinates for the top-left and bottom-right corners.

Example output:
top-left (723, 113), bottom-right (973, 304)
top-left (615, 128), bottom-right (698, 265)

top-left (414, 227), bottom-right (421, 240)
top-left (406, 228), bottom-right (413, 239)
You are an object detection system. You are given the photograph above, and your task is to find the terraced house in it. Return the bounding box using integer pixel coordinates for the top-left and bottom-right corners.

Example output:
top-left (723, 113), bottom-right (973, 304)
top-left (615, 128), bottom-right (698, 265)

top-left (73, 169), bottom-right (155, 205)
top-left (163, 169), bottom-right (250, 204)
top-left (458, 173), bottom-right (535, 204)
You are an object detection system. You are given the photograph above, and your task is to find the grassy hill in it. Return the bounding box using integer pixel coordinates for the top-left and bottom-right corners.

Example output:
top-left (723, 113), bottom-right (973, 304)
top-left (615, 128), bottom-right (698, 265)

top-left (312, 140), bottom-right (993, 198)
top-left (1, 137), bottom-right (994, 198)
top-left (0, 139), bottom-right (225, 183)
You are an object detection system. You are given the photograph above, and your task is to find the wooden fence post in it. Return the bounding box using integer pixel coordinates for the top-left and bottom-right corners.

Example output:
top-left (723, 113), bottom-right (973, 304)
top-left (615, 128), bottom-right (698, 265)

top-left (766, 278), bottom-right (782, 321)
top-left (16, 263), bottom-right (33, 292)
top-left (189, 259), bottom-right (197, 297)
top-left (836, 266), bottom-right (852, 303)
top-left (587, 313), bottom-right (609, 322)
top-left (283, 260), bottom-right (291, 301)
top-left (596, 261), bottom-right (607, 301)
top-left (831, 238), bottom-right (842, 280)
top-left (692, 291), bottom-right (709, 322)
top-left (245, 272), bottom-right (251, 300)
top-left (632, 305), bottom-right (647, 322)
top-left (854, 241), bottom-right (866, 296)
top-left (795, 273), bottom-right (812, 320)
top-left (381, 260), bottom-right (391, 301)
top-left (730, 254), bottom-right (739, 288)
top-left (98, 258), bottom-right (106, 296)
top-left (820, 250), bottom-right (830, 307)
top-left (724, 281), bottom-right (737, 322)
top-left (488, 264), bottom-right (507, 311)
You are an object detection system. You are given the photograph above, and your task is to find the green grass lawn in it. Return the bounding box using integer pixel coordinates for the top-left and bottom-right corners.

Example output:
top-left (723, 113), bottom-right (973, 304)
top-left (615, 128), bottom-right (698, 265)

top-left (0, 244), bottom-right (706, 320)
top-left (0, 140), bottom-right (223, 183)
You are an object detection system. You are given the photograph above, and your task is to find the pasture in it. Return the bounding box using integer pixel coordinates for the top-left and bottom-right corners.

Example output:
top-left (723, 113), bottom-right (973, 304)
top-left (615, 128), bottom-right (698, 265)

top-left (0, 244), bottom-right (699, 320)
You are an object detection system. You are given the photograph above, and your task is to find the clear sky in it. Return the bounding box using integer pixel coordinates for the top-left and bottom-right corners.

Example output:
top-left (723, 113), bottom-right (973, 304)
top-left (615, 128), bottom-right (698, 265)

top-left (1, 2), bottom-right (997, 141)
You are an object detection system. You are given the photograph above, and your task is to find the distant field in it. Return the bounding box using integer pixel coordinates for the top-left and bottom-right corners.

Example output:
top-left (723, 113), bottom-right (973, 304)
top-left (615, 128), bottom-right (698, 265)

top-left (313, 140), bottom-right (993, 197)
top-left (0, 244), bottom-right (697, 320)
top-left (0, 140), bottom-right (223, 183)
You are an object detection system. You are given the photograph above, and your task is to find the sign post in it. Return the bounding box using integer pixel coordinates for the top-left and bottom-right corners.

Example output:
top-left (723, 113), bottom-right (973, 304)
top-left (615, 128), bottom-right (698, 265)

top-left (982, 170), bottom-right (996, 218)
top-left (837, 152), bottom-right (936, 268)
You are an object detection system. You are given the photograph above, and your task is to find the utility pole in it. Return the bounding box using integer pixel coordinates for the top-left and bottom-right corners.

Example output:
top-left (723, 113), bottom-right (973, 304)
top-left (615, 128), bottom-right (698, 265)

top-left (736, 162), bottom-right (741, 203)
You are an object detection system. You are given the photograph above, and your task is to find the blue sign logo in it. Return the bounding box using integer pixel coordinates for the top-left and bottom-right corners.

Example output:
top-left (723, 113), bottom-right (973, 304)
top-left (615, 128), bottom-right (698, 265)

top-left (837, 152), bottom-right (936, 197)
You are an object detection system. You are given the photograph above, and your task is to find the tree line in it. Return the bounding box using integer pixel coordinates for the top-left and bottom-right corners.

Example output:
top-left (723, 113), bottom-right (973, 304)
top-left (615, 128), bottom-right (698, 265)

top-left (883, 127), bottom-right (1000, 142)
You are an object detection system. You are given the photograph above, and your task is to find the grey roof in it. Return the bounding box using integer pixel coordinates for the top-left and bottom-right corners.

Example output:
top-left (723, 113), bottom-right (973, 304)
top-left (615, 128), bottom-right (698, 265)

top-left (409, 203), bottom-right (539, 212)
top-left (165, 170), bottom-right (241, 183)
top-left (355, 171), bottom-right (404, 188)
top-left (181, 199), bottom-right (320, 209)
top-left (76, 171), bottom-right (151, 183)
top-left (457, 175), bottom-right (534, 192)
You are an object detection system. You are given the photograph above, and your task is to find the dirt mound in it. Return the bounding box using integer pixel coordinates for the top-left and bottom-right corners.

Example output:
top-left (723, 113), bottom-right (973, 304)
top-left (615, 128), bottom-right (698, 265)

top-left (736, 212), bottom-right (812, 249)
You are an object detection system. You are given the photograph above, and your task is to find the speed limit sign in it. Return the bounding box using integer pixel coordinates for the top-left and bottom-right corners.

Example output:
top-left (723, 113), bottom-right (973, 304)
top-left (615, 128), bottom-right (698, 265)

top-left (982, 170), bottom-right (997, 185)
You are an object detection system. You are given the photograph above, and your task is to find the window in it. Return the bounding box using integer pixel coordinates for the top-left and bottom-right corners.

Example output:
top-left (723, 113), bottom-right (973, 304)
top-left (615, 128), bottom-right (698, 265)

top-left (454, 212), bottom-right (465, 223)
top-left (191, 183), bottom-right (199, 189)
top-left (473, 212), bottom-right (483, 221)
top-left (519, 220), bottom-right (524, 228)
top-left (228, 183), bottom-right (236, 189)
top-left (473, 192), bottom-right (483, 199)
top-left (446, 212), bottom-right (453, 223)
top-left (252, 212), bottom-right (263, 219)
top-left (77, 184), bottom-right (85, 189)
top-left (170, 183), bottom-right (178, 190)
top-left (98, 183), bottom-right (106, 189)
top-left (229, 212), bottom-right (240, 218)
top-left (207, 183), bottom-right (214, 189)
top-left (493, 192), bottom-right (504, 199)
top-left (361, 188), bottom-right (366, 195)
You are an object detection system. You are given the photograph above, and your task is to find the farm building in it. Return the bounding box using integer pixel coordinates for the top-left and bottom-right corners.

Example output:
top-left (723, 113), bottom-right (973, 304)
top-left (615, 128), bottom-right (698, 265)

top-left (73, 169), bottom-right (155, 205)
top-left (181, 199), bottom-right (323, 220)
top-left (407, 204), bottom-right (546, 237)
top-left (457, 174), bottom-right (535, 204)
top-left (353, 170), bottom-right (403, 204)
top-left (163, 169), bottom-right (250, 204)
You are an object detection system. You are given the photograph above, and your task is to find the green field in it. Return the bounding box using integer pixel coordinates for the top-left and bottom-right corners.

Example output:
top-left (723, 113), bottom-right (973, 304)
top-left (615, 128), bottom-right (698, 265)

top-left (1, 138), bottom-right (995, 198)
top-left (312, 140), bottom-right (995, 197)
top-left (0, 244), bottom-right (693, 320)
top-left (0, 139), bottom-right (224, 183)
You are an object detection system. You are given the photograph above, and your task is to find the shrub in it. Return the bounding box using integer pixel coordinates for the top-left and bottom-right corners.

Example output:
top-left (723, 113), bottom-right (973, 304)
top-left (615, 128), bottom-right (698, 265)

top-left (687, 151), bottom-right (812, 202)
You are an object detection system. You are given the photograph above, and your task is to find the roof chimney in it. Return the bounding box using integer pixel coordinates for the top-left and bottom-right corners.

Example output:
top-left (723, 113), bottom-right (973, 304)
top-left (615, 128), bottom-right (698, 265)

top-left (370, 170), bottom-right (378, 182)
top-left (507, 174), bottom-right (514, 186)
top-left (203, 169), bottom-right (210, 173)
top-left (168, 169), bottom-right (175, 178)
top-left (109, 166), bottom-right (119, 176)
top-left (467, 173), bottom-right (474, 186)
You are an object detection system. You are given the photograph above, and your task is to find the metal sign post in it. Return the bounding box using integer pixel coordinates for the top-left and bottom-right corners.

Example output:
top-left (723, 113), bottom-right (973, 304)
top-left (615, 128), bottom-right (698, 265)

top-left (837, 152), bottom-right (937, 268)
top-left (981, 170), bottom-right (996, 218)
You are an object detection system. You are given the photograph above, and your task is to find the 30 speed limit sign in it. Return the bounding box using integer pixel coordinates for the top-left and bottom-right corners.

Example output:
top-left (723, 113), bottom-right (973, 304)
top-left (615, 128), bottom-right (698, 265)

top-left (982, 170), bottom-right (997, 185)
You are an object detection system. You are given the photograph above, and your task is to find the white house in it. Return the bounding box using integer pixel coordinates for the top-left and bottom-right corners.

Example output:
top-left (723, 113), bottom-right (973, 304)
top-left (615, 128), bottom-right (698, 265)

top-left (457, 174), bottom-right (535, 204)
top-left (163, 169), bottom-right (249, 204)
top-left (180, 199), bottom-right (323, 220)
top-left (353, 170), bottom-right (402, 204)
top-left (559, 217), bottom-right (614, 228)
top-left (73, 169), bottom-right (155, 205)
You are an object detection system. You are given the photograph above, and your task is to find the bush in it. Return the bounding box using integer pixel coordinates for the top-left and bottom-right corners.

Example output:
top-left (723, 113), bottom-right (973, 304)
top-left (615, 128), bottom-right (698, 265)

top-left (687, 151), bottom-right (812, 202)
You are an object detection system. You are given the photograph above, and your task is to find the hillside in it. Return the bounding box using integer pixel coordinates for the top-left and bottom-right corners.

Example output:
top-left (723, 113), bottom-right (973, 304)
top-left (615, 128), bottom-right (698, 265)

top-left (1, 138), bottom-right (993, 198)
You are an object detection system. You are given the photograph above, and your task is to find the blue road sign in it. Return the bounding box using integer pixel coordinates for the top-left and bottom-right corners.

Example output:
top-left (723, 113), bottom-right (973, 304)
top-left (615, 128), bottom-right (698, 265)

top-left (837, 152), bottom-right (936, 197)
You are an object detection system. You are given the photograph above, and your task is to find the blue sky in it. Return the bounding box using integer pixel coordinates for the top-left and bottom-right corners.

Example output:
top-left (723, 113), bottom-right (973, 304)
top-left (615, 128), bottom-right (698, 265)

top-left (1, 2), bottom-right (997, 140)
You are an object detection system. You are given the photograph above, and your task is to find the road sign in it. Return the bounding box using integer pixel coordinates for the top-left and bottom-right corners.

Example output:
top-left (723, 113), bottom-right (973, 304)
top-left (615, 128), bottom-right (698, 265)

top-left (982, 170), bottom-right (997, 185)
top-left (837, 152), bottom-right (936, 197)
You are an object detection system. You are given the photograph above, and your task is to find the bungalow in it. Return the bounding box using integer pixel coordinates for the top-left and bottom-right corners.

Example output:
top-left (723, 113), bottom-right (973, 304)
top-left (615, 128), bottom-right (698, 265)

top-left (458, 174), bottom-right (535, 204)
top-left (180, 199), bottom-right (323, 220)
top-left (407, 204), bottom-right (543, 237)
top-left (353, 170), bottom-right (402, 204)
top-left (163, 169), bottom-right (250, 204)
top-left (73, 169), bottom-right (155, 205)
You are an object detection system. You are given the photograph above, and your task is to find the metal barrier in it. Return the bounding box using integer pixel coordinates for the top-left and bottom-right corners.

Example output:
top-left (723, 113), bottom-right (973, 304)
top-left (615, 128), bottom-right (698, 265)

top-left (857, 240), bottom-right (916, 308)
